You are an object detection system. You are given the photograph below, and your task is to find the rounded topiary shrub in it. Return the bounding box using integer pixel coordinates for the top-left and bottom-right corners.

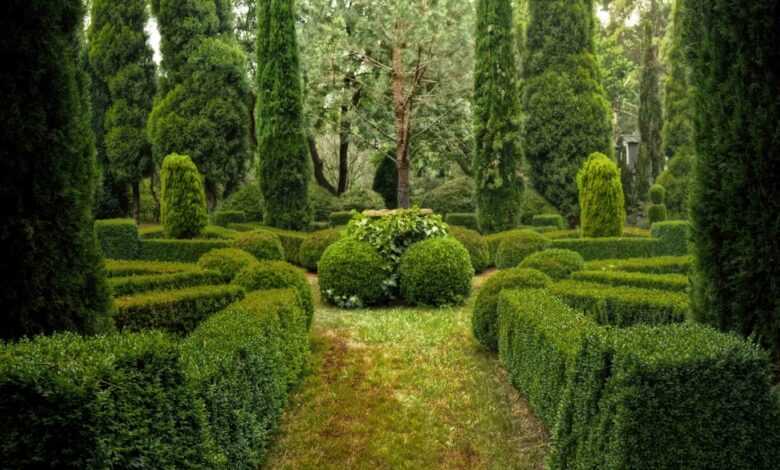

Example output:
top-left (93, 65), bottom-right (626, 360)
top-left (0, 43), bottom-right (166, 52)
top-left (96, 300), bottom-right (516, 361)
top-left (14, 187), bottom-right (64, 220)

top-left (421, 177), bottom-right (475, 215)
top-left (318, 238), bottom-right (389, 308)
top-left (495, 230), bottom-right (551, 269)
top-left (399, 237), bottom-right (474, 307)
top-left (649, 184), bottom-right (666, 205)
top-left (299, 229), bottom-right (342, 272)
top-left (233, 230), bottom-right (285, 261)
top-left (232, 260), bottom-right (314, 327)
top-left (160, 153), bottom-right (208, 239)
top-left (577, 152), bottom-right (625, 238)
top-left (309, 185), bottom-right (340, 221)
top-left (449, 226), bottom-right (490, 273)
top-left (472, 268), bottom-right (552, 351)
top-left (221, 184), bottom-right (264, 222)
top-left (198, 248), bottom-right (257, 281)
top-left (337, 188), bottom-right (385, 213)
top-left (519, 249), bottom-right (585, 280)
top-left (648, 204), bottom-right (668, 224)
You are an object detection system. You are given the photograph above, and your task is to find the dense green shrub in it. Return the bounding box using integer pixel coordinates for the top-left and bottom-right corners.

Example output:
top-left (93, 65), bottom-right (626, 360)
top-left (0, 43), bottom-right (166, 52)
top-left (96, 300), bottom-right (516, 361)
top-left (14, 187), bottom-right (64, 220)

top-left (519, 249), bottom-right (584, 280)
top-left (232, 261), bottom-right (314, 327)
top-left (221, 184), bottom-right (264, 222)
top-left (495, 229), bottom-right (551, 269)
top-left (655, 152), bottom-right (692, 218)
top-left (372, 155), bottom-right (398, 209)
top-left (318, 239), bottom-right (389, 308)
top-left (497, 289), bottom-right (599, 427)
top-left (420, 177), bottom-right (475, 216)
top-left (181, 289), bottom-right (309, 467)
top-left (114, 285), bottom-right (244, 334)
top-left (337, 188), bottom-right (385, 213)
top-left (550, 280), bottom-right (688, 326)
top-left (257, 0), bottom-right (311, 230)
top-left (0, 331), bottom-right (211, 468)
top-left (329, 211), bottom-right (356, 227)
top-left (2, 0), bottom-right (112, 339)
top-left (531, 214), bottom-right (564, 229)
top-left (651, 220), bottom-right (690, 256)
top-left (572, 270), bottom-right (689, 292)
top-left (520, 188), bottom-right (561, 225)
top-left (551, 323), bottom-right (780, 469)
top-left (577, 152), bottom-right (625, 238)
top-left (109, 270), bottom-right (224, 296)
top-left (233, 230), bottom-right (285, 261)
top-left (449, 226), bottom-right (490, 273)
top-left (95, 219), bottom-right (140, 259)
top-left (105, 259), bottom-right (201, 277)
top-left (139, 239), bottom-right (232, 262)
top-left (585, 256), bottom-right (691, 275)
top-left (399, 237), bottom-right (474, 307)
top-left (299, 229), bottom-right (342, 272)
top-left (160, 154), bottom-right (208, 239)
top-left (473, 269), bottom-right (552, 351)
top-left (648, 204), bottom-right (668, 224)
top-left (649, 184), bottom-right (666, 204)
top-left (212, 210), bottom-right (246, 227)
top-left (198, 248), bottom-right (258, 281)
top-left (140, 224), bottom-right (237, 241)
top-left (550, 237), bottom-right (664, 261)
top-left (309, 185), bottom-right (339, 221)
top-left (264, 228), bottom-right (308, 265)
top-left (445, 213), bottom-right (480, 231)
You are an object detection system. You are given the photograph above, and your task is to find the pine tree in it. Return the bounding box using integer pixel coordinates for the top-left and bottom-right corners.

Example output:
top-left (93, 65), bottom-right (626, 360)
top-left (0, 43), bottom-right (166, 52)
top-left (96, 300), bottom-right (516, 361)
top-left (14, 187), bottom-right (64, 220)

top-left (256, 0), bottom-right (312, 230)
top-left (0, 0), bottom-right (112, 339)
top-left (474, 0), bottom-right (523, 233)
top-left (661, 0), bottom-right (693, 160)
top-left (637, 3), bottom-right (664, 200)
top-left (88, 0), bottom-right (156, 222)
top-left (687, 0), bottom-right (780, 368)
top-left (524, 0), bottom-right (613, 223)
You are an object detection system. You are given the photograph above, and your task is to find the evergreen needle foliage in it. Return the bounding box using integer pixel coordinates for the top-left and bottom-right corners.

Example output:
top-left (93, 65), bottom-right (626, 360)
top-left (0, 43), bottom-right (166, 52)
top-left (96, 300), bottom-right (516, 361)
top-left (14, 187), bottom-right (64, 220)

top-left (577, 152), bottom-right (625, 238)
top-left (638, 14), bottom-right (664, 200)
top-left (160, 154), bottom-right (208, 239)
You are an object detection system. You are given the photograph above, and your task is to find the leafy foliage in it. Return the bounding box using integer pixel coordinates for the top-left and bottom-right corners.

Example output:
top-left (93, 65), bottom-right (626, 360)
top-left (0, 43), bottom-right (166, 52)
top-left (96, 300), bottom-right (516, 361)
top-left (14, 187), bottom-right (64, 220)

top-left (373, 155), bottom-right (399, 209)
top-left (519, 249), bottom-right (585, 280)
top-left (495, 229), bottom-right (551, 269)
top-left (160, 154), bottom-right (208, 239)
top-left (448, 226), bottom-right (490, 273)
top-left (233, 230), bottom-right (285, 261)
top-left (95, 219), bottom-right (140, 259)
top-left (231, 261), bottom-right (314, 327)
top-left (421, 177), bottom-right (475, 216)
top-left (661, 0), bottom-right (694, 160)
top-left (577, 152), bottom-right (625, 238)
top-left (198, 247), bottom-right (258, 281)
top-left (221, 184), bottom-right (265, 222)
top-left (337, 188), bottom-right (385, 212)
top-left (299, 229), bottom-right (343, 272)
top-left (655, 152), bottom-right (692, 218)
top-left (399, 237), bottom-right (474, 307)
top-left (318, 238), bottom-right (389, 308)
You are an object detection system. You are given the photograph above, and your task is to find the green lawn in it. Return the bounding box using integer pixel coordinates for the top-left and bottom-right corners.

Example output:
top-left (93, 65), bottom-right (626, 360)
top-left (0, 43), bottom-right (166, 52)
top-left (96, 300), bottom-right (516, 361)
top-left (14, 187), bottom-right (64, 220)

top-left (264, 280), bottom-right (548, 469)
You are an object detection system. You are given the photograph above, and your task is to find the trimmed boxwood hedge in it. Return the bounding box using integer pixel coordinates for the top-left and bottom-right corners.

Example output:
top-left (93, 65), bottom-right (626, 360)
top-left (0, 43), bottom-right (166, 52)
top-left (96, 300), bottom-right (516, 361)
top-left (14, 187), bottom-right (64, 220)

top-left (114, 285), bottom-right (245, 334)
top-left (233, 230), bottom-right (285, 262)
top-left (585, 256), bottom-right (691, 275)
top-left (399, 237), bottom-right (474, 307)
top-left (550, 237), bottom-right (662, 261)
top-left (95, 219), bottom-right (140, 259)
top-left (198, 248), bottom-right (258, 281)
top-left (445, 212), bottom-right (479, 231)
top-left (531, 214), bottom-right (564, 229)
top-left (232, 261), bottom-right (314, 327)
top-left (449, 226), bottom-right (490, 273)
top-left (473, 269), bottom-right (552, 352)
top-left (105, 259), bottom-right (201, 277)
top-left (299, 229), bottom-right (342, 272)
top-left (138, 239), bottom-right (233, 262)
top-left (495, 229), bottom-right (551, 269)
top-left (109, 270), bottom-right (224, 296)
top-left (264, 227), bottom-right (308, 265)
top-left (550, 280), bottom-right (689, 327)
top-left (318, 238), bottom-right (389, 308)
top-left (519, 249), bottom-right (584, 280)
top-left (651, 220), bottom-right (690, 255)
top-left (212, 210), bottom-right (246, 227)
top-left (181, 289), bottom-right (309, 468)
top-left (0, 331), bottom-right (211, 468)
top-left (572, 270), bottom-right (689, 292)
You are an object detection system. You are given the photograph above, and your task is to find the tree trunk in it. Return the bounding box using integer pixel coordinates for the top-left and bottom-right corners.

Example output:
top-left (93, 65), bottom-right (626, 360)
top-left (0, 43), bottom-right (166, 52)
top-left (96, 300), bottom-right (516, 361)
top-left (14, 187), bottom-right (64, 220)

top-left (132, 181), bottom-right (141, 224)
top-left (392, 45), bottom-right (412, 209)
top-left (338, 103), bottom-right (351, 195)
top-left (307, 135), bottom-right (338, 195)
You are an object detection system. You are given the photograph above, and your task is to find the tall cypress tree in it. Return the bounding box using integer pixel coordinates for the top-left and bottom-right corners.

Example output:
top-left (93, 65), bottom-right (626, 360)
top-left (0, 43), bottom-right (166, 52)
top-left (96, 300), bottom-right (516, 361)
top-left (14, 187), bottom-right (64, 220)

top-left (88, 0), bottom-right (156, 222)
top-left (661, 0), bottom-right (693, 160)
top-left (474, 0), bottom-right (522, 233)
top-left (524, 0), bottom-right (613, 223)
top-left (687, 0), bottom-right (780, 368)
top-left (256, 0), bottom-right (312, 230)
top-left (637, 3), bottom-right (663, 200)
top-left (0, 0), bottom-right (112, 339)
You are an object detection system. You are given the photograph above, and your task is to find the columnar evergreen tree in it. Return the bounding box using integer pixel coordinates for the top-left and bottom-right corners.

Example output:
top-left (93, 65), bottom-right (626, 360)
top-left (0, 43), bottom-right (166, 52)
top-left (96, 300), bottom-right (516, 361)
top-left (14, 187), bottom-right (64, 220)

top-left (474, 0), bottom-right (523, 233)
top-left (637, 3), bottom-right (664, 201)
top-left (661, 0), bottom-right (693, 160)
top-left (256, 0), bottom-right (312, 230)
top-left (577, 152), bottom-right (625, 238)
top-left (0, 0), bottom-right (111, 339)
top-left (524, 0), bottom-right (613, 223)
top-left (88, 0), bottom-right (156, 222)
top-left (687, 0), bottom-right (780, 368)
top-left (160, 154), bottom-right (208, 239)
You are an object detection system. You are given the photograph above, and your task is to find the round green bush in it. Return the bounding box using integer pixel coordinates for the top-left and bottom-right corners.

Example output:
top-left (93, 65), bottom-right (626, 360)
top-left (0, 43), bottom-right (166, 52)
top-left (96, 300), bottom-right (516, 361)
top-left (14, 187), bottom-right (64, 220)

top-left (221, 184), bottom-right (264, 222)
top-left (399, 237), bottom-right (474, 307)
top-left (648, 204), bottom-right (668, 224)
top-left (318, 238), bottom-right (389, 308)
top-left (337, 188), bottom-right (385, 213)
top-left (519, 249), bottom-right (585, 280)
top-left (449, 226), bottom-right (490, 273)
top-left (649, 184), bottom-right (666, 205)
top-left (421, 177), bottom-right (475, 215)
top-left (233, 230), bottom-right (285, 261)
top-left (577, 152), bottom-right (626, 238)
top-left (299, 229), bottom-right (342, 272)
top-left (198, 248), bottom-right (258, 281)
top-left (160, 153), bottom-right (208, 239)
top-left (472, 268), bottom-right (552, 351)
top-left (232, 260), bottom-right (314, 327)
top-left (495, 230), bottom-right (551, 269)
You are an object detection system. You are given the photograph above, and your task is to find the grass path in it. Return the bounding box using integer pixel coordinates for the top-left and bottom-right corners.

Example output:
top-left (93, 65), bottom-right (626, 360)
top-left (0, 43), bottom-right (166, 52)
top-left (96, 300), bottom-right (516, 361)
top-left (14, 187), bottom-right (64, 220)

top-left (263, 278), bottom-right (548, 469)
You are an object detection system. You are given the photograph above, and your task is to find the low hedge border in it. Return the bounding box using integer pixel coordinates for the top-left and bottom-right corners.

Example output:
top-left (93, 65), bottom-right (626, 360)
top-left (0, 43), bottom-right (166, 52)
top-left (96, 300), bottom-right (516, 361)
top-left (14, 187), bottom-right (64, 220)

top-left (550, 280), bottom-right (689, 327)
top-left (109, 270), bottom-right (224, 296)
top-left (329, 211), bottom-right (355, 227)
top-left (232, 261), bottom-right (314, 327)
top-left (105, 259), bottom-right (201, 277)
top-left (449, 226), bottom-right (490, 273)
top-left (181, 289), bottom-right (310, 468)
top-left (445, 213), bottom-right (479, 231)
top-left (531, 214), bottom-right (565, 229)
top-left (114, 285), bottom-right (245, 334)
top-left (571, 270), bottom-right (689, 292)
top-left (95, 219), bottom-right (140, 259)
top-left (550, 237), bottom-right (663, 261)
top-left (211, 210), bottom-right (246, 227)
top-left (139, 225), bottom-right (237, 240)
top-left (138, 239), bottom-right (233, 263)
top-left (651, 220), bottom-right (690, 255)
top-left (584, 256), bottom-right (691, 274)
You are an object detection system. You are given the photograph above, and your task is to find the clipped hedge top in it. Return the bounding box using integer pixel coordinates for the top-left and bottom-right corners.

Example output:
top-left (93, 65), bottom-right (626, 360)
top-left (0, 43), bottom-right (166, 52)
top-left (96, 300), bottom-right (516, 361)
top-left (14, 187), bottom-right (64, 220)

top-left (585, 256), bottom-right (691, 274)
top-left (105, 259), bottom-right (201, 277)
top-left (551, 280), bottom-right (689, 312)
top-left (114, 284), bottom-right (245, 308)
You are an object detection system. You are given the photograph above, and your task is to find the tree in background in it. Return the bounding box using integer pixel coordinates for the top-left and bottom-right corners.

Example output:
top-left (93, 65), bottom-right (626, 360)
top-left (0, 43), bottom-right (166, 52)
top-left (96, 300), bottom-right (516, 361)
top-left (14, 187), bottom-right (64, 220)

top-left (687, 0), bottom-right (780, 369)
top-left (577, 152), bottom-right (625, 238)
top-left (0, 0), bottom-right (111, 339)
top-left (88, 0), bottom-right (156, 222)
top-left (474, 0), bottom-right (523, 233)
top-left (373, 154), bottom-right (399, 210)
top-left (637, 0), bottom-right (663, 201)
top-left (160, 154), bottom-right (208, 239)
top-left (660, 0), bottom-right (693, 160)
top-left (524, 0), bottom-right (613, 224)
top-left (256, 0), bottom-right (311, 229)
